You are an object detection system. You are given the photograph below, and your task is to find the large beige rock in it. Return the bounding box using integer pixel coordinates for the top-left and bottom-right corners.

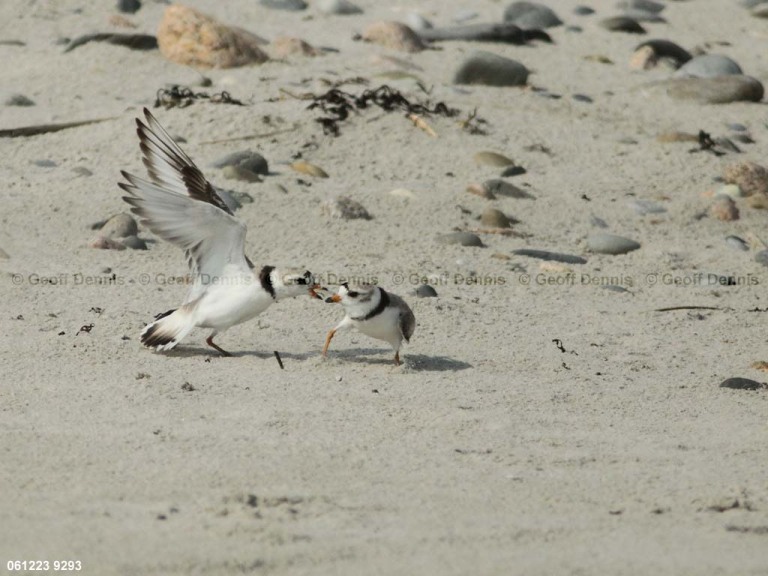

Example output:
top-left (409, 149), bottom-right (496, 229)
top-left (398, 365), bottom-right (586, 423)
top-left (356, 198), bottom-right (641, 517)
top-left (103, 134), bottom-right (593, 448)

top-left (361, 21), bottom-right (425, 53)
top-left (157, 4), bottom-right (269, 68)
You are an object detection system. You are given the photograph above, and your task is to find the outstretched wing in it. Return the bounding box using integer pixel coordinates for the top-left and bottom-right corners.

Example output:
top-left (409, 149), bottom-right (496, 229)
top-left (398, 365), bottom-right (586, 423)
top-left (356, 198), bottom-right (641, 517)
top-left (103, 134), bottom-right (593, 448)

top-left (118, 108), bottom-right (252, 301)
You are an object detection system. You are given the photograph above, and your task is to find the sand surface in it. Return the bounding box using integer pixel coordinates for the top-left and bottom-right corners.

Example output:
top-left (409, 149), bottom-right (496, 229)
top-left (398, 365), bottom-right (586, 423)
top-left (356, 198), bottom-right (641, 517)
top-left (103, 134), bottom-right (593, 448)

top-left (2, 0), bottom-right (768, 574)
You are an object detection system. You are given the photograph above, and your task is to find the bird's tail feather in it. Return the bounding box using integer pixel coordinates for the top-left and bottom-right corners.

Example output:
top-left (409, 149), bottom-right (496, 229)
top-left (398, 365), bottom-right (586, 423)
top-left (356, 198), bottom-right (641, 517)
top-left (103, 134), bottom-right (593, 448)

top-left (140, 306), bottom-right (195, 351)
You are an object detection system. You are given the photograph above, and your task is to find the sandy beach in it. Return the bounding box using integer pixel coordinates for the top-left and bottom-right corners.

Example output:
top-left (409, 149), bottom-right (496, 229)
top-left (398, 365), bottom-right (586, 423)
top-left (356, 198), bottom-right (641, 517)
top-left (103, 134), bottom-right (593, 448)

top-left (2, 0), bottom-right (768, 574)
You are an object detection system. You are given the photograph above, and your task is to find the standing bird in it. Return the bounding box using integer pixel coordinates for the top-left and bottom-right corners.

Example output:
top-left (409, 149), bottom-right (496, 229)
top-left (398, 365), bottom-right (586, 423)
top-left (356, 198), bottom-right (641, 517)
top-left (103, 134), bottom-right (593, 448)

top-left (322, 283), bottom-right (415, 365)
top-left (119, 108), bottom-right (319, 356)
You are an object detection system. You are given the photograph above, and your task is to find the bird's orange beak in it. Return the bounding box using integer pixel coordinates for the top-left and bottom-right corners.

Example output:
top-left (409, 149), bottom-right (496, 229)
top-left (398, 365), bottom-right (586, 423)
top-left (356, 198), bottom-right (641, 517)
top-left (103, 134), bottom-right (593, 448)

top-left (325, 294), bottom-right (342, 303)
top-left (309, 284), bottom-right (323, 299)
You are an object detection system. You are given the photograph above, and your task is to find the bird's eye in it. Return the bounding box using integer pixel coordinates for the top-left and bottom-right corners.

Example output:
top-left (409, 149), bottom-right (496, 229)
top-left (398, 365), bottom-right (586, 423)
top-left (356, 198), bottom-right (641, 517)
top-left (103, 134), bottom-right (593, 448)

top-left (348, 291), bottom-right (359, 298)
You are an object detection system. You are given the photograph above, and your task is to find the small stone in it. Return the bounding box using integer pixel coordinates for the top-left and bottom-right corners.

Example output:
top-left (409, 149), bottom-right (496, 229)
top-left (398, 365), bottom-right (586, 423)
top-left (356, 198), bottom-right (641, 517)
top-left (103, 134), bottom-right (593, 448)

top-left (481, 208), bottom-right (511, 228)
top-left (618, 0), bottom-right (664, 13)
top-left (629, 199), bottom-right (666, 215)
top-left (117, 0), bottom-right (141, 14)
top-left (587, 233), bottom-right (640, 255)
top-left (674, 54), bottom-right (743, 79)
top-left (600, 16), bottom-right (646, 33)
top-left (723, 161), bottom-right (768, 197)
top-left (591, 215), bottom-right (609, 228)
top-left (5, 93), bottom-right (35, 106)
top-left (725, 235), bottom-right (749, 251)
top-left (503, 2), bottom-right (563, 29)
top-left (32, 159), bottom-right (56, 168)
top-left (662, 76), bottom-right (764, 104)
top-left (513, 249), bottom-right (587, 264)
top-left (157, 5), bottom-right (269, 69)
top-left (572, 94), bottom-right (593, 103)
top-left (453, 50), bottom-right (529, 87)
top-left (482, 179), bottom-right (534, 199)
top-left (121, 235), bottom-right (148, 250)
top-left (438, 232), bottom-right (484, 247)
top-left (260, 0), bottom-right (307, 10)
top-left (222, 165), bottom-right (262, 183)
top-left (321, 196), bottom-right (371, 220)
top-left (709, 196), bottom-right (739, 221)
top-left (474, 151), bottom-right (515, 167)
top-left (316, 0), bottom-right (362, 15)
top-left (72, 166), bottom-right (93, 177)
top-left (403, 13), bottom-right (433, 31)
top-left (499, 165), bottom-right (526, 177)
top-left (728, 123), bottom-right (748, 133)
top-left (717, 184), bottom-right (743, 199)
top-left (100, 213), bottom-right (138, 238)
top-left (389, 188), bottom-right (416, 199)
top-left (291, 161), bottom-right (329, 178)
top-left (415, 284), bottom-right (438, 298)
top-left (361, 21), bottom-right (425, 53)
top-left (467, 183), bottom-right (495, 199)
top-left (756, 250), bottom-right (768, 267)
top-left (574, 6), bottom-right (595, 16)
top-left (720, 377), bottom-right (763, 390)
top-left (270, 36), bottom-right (320, 58)
top-left (212, 150), bottom-right (269, 175)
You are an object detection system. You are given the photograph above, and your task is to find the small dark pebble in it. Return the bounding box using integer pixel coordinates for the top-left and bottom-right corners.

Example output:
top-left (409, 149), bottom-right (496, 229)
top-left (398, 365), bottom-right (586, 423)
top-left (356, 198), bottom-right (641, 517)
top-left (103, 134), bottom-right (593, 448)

top-left (72, 166), bottom-right (93, 177)
top-left (415, 284), bottom-right (438, 298)
top-left (117, 0), bottom-right (141, 14)
top-left (720, 377), bottom-right (763, 390)
top-left (500, 165), bottom-right (526, 177)
top-left (260, 0), bottom-right (307, 11)
top-left (574, 6), bottom-right (595, 15)
top-left (727, 123), bottom-right (748, 132)
top-left (600, 16), bottom-right (646, 34)
top-left (5, 94), bottom-right (35, 107)
top-left (513, 249), bottom-right (588, 264)
top-left (572, 93), bottom-right (593, 103)
top-left (634, 39), bottom-right (692, 68)
top-left (754, 250), bottom-right (768, 267)
top-left (32, 159), bottom-right (57, 168)
top-left (65, 33), bottom-right (157, 53)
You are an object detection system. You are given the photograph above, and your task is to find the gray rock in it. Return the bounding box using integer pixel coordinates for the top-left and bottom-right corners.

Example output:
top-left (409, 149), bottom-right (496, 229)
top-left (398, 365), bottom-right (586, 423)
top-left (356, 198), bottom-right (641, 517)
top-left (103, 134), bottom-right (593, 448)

top-left (121, 235), bottom-right (148, 250)
top-left (674, 54), bottom-right (743, 78)
top-left (481, 208), bottom-right (511, 228)
top-left (215, 188), bottom-right (245, 212)
top-left (574, 6), bottom-right (595, 15)
top-left (212, 150), bottom-right (269, 175)
top-left (260, 0), bottom-right (307, 10)
top-left (321, 196), bottom-right (372, 220)
top-left (5, 93), bottom-right (35, 106)
top-left (72, 166), bottom-right (93, 177)
top-left (755, 250), bottom-right (768, 267)
top-left (513, 249), bottom-right (587, 264)
top-left (415, 284), bottom-right (438, 298)
top-left (100, 213), bottom-right (138, 238)
top-left (32, 159), bottom-right (56, 168)
top-left (590, 215), bottom-right (609, 228)
top-left (438, 232), bottom-right (484, 247)
top-left (617, 0), bottom-right (664, 13)
top-left (629, 199), bottom-right (667, 215)
top-left (483, 179), bottom-right (534, 199)
top-left (727, 123), bottom-right (748, 132)
top-left (117, 0), bottom-right (141, 14)
top-left (587, 233), bottom-right (640, 255)
top-left (634, 39), bottom-right (692, 68)
top-left (500, 165), bottom-right (526, 177)
top-left (663, 76), bottom-right (764, 104)
top-left (316, 0), bottom-right (362, 15)
top-left (453, 51), bottom-right (529, 86)
top-left (404, 13), bottom-right (433, 31)
top-left (503, 2), bottom-right (562, 29)
top-left (600, 16), bottom-right (646, 33)
top-left (222, 165), bottom-right (262, 183)
top-left (720, 377), bottom-right (763, 390)
top-left (572, 93), bottom-right (593, 103)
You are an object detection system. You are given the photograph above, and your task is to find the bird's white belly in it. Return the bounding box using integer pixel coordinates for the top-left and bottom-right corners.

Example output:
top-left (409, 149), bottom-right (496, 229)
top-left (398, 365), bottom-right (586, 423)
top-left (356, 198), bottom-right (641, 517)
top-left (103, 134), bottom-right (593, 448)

top-left (194, 278), bottom-right (273, 330)
top-left (353, 307), bottom-right (400, 345)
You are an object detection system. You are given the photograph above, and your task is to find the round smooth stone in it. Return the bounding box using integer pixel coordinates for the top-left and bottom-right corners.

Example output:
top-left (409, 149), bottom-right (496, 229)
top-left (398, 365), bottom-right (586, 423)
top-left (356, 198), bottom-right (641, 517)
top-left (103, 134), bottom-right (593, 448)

top-left (587, 233), bottom-right (640, 255)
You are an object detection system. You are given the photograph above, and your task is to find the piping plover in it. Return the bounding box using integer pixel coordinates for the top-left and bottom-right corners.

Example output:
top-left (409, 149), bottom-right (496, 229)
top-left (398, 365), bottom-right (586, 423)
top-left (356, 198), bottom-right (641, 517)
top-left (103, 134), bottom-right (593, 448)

top-left (322, 283), bottom-right (415, 365)
top-left (119, 108), bottom-right (320, 356)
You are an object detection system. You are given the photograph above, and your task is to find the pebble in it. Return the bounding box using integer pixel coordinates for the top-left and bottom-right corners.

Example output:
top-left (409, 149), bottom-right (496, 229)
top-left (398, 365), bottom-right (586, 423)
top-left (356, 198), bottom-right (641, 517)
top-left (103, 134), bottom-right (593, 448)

top-left (316, 0), bottom-right (362, 15)
top-left (618, 0), bottom-right (664, 12)
top-left (117, 0), bottom-right (141, 14)
top-left (415, 284), bottom-right (438, 298)
top-left (674, 54), bottom-right (743, 79)
top-left (270, 36), bottom-right (320, 58)
top-left (728, 123), bottom-right (748, 132)
top-left (403, 13), bottom-right (433, 31)
top-left (632, 40), bottom-right (691, 69)
top-left (438, 232), bottom-right (484, 247)
top-left (88, 236), bottom-right (127, 250)
top-left (32, 159), bottom-right (57, 168)
top-left (587, 233), bottom-right (640, 255)
top-left (453, 50), bottom-right (529, 87)
top-left (72, 166), bottom-right (93, 177)
top-left (121, 235), bottom-right (148, 250)
top-left (321, 196), bottom-right (371, 220)
top-left (474, 151), bottom-right (515, 168)
top-left (500, 165), bottom-right (526, 177)
top-left (723, 161), bottom-right (768, 196)
top-left (725, 235), bottom-right (749, 251)
top-left (629, 199), bottom-right (666, 215)
top-left (755, 250), bottom-right (768, 267)
top-left (157, 5), bottom-right (269, 68)
top-left (709, 196), bottom-right (739, 221)
top-left (503, 2), bottom-right (563, 29)
top-left (5, 93), bottom-right (35, 106)
top-left (574, 6), bottom-right (595, 16)
top-left (467, 183), bottom-right (495, 199)
top-left (222, 165), bottom-right (262, 183)
top-left (482, 179), bottom-right (534, 199)
top-left (513, 249), bottom-right (587, 264)
top-left (361, 21), bottom-right (425, 53)
top-left (100, 213), bottom-right (138, 238)
top-left (572, 93), bottom-right (593, 103)
top-left (481, 208), bottom-right (511, 228)
top-left (291, 161), bottom-right (329, 178)
top-left (662, 76), bottom-right (764, 104)
top-left (720, 377), bottom-right (763, 390)
top-left (260, 0), bottom-right (307, 11)
top-left (591, 215), bottom-right (609, 228)
top-left (600, 16), bottom-right (646, 33)
top-left (212, 150), bottom-right (269, 175)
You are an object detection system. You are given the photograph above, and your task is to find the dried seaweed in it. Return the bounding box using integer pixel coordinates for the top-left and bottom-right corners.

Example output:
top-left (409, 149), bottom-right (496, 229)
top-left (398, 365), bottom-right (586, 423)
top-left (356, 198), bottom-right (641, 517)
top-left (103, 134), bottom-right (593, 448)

top-left (154, 85), bottom-right (245, 109)
top-left (307, 85), bottom-right (459, 136)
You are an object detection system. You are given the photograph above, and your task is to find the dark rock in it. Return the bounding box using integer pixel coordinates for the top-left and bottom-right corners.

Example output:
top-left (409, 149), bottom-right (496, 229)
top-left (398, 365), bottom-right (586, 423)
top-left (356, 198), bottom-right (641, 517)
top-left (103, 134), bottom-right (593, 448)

top-left (415, 285), bottom-right (438, 298)
top-left (503, 2), bottom-right (563, 29)
top-left (454, 51), bottom-right (529, 86)
top-left (720, 377), bottom-right (763, 390)
top-left (513, 249), bottom-right (587, 264)
top-left (117, 0), bottom-right (141, 14)
top-left (5, 94), bottom-right (35, 106)
top-left (600, 16), bottom-right (646, 33)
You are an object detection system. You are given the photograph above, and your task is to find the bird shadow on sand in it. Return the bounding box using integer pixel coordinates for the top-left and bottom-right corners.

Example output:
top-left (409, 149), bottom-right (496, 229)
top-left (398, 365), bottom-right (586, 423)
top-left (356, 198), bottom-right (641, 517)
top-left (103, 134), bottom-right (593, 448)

top-left (327, 348), bottom-right (472, 371)
top-left (151, 346), bottom-right (316, 361)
